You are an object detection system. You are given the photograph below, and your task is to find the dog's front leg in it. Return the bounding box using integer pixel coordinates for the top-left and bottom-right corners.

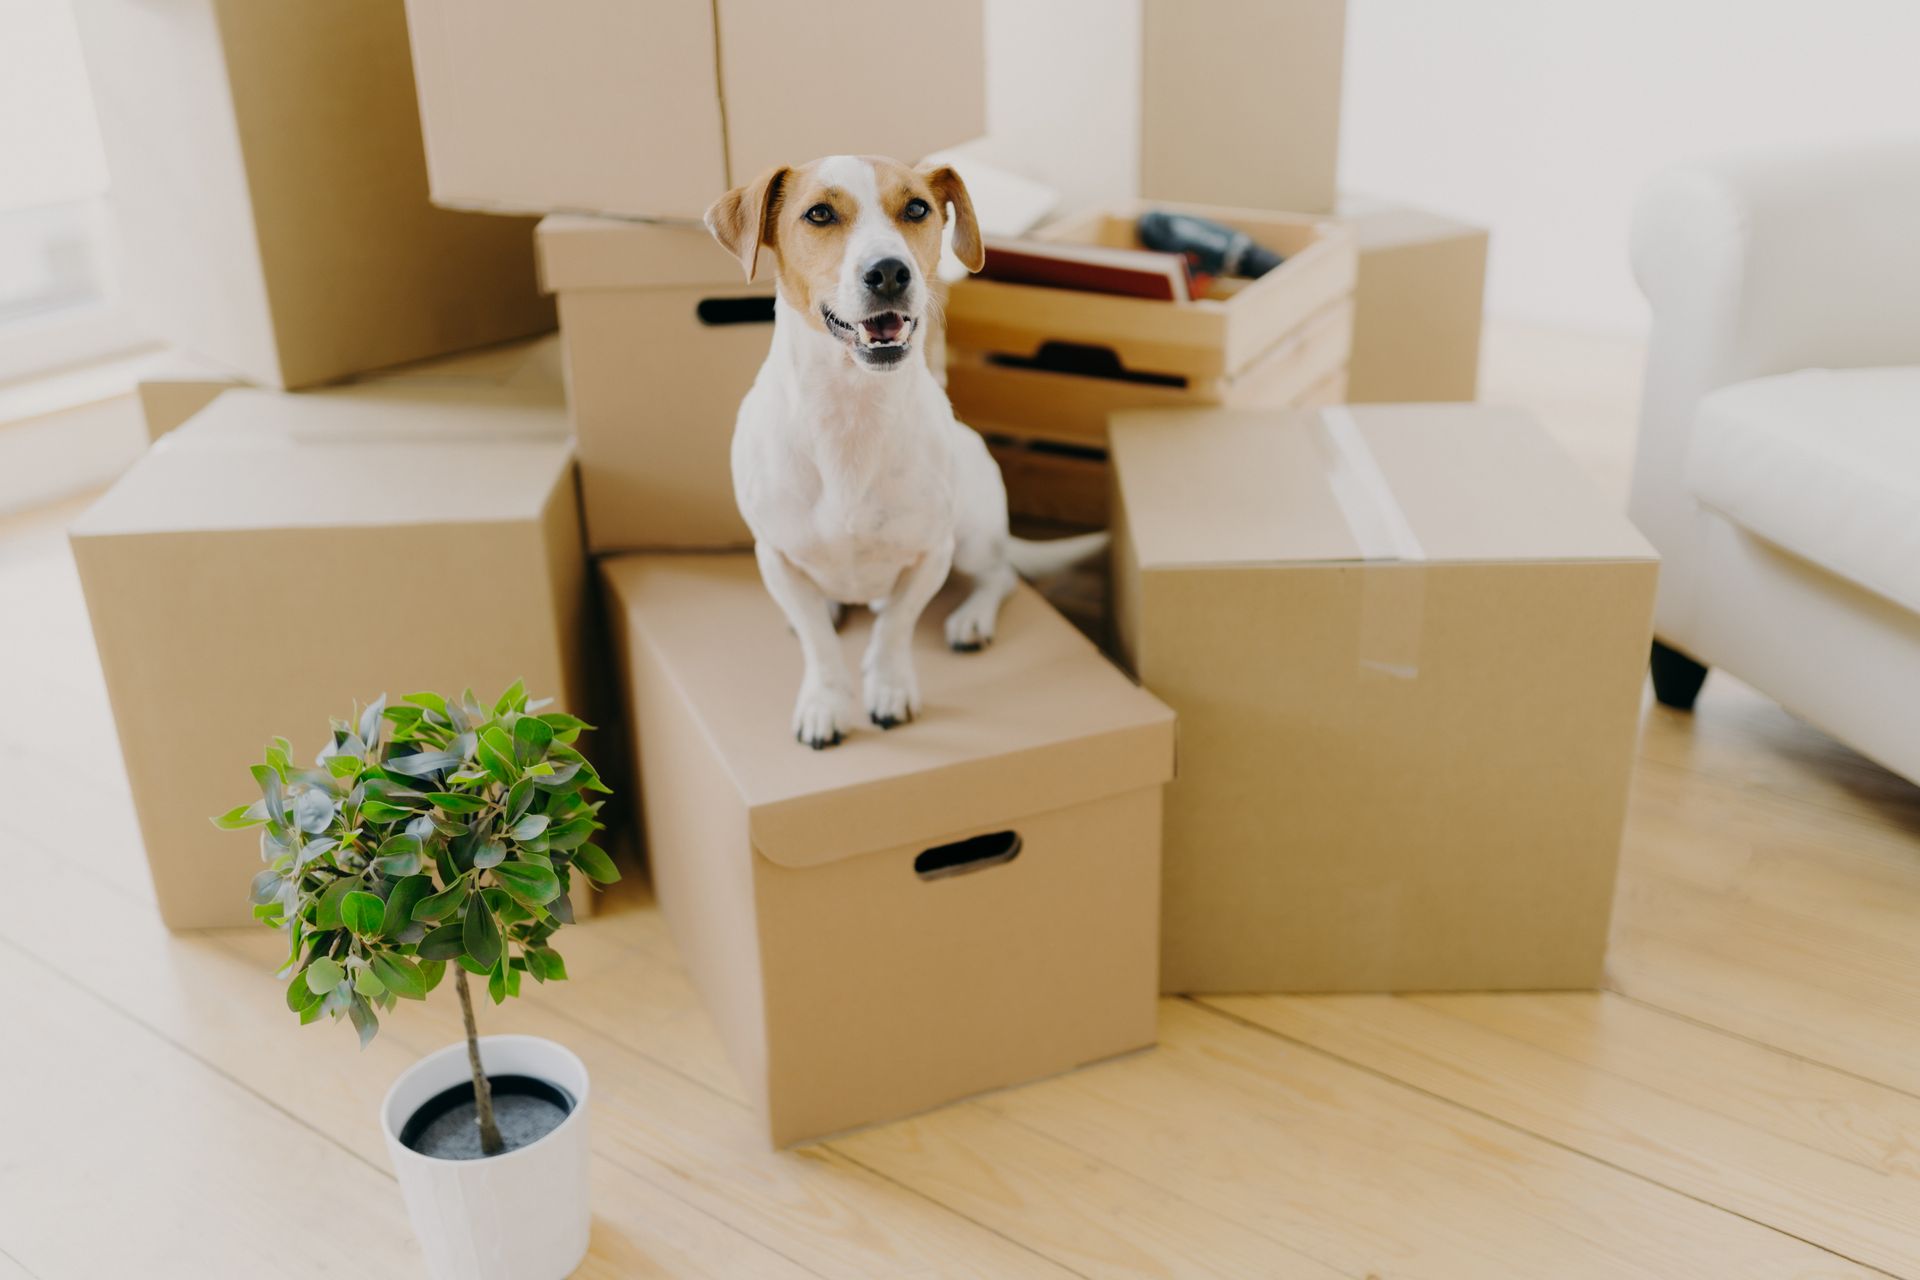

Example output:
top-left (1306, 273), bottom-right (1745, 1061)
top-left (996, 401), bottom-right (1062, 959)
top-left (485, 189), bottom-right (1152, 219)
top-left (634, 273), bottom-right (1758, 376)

top-left (755, 543), bottom-right (856, 749)
top-left (862, 540), bottom-right (954, 729)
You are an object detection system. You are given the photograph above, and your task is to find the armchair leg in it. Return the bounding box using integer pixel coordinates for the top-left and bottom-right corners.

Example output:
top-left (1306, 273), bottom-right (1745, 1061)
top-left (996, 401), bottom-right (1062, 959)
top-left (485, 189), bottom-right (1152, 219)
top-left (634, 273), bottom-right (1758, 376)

top-left (1650, 640), bottom-right (1709, 711)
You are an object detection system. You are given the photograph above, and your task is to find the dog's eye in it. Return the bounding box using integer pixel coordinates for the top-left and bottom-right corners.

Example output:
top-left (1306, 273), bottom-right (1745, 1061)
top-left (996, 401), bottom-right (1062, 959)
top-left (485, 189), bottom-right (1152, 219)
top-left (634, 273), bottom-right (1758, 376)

top-left (902, 198), bottom-right (931, 222)
top-left (803, 203), bottom-right (836, 226)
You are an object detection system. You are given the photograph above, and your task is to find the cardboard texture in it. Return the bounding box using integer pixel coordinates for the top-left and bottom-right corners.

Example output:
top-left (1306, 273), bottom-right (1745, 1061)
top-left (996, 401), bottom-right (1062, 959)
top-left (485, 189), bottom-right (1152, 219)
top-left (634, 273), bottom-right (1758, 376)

top-left (946, 202), bottom-right (1355, 526)
top-left (602, 555), bottom-right (1174, 1145)
top-left (537, 217), bottom-right (767, 551)
top-left (70, 0), bottom-right (554, 390)
top-left (1338, 196), bottom-right (1490, 403)
top-left (71, 390), bottom-right (588, 930)
top-left (1109, 404), bottom-right (1658, 993)
top-left (1138, 0), bottom-right (1347, 213)
top-left (136, 335), bottom-right (565, 442)
top-left (403, 0), bottom-right (986, 220)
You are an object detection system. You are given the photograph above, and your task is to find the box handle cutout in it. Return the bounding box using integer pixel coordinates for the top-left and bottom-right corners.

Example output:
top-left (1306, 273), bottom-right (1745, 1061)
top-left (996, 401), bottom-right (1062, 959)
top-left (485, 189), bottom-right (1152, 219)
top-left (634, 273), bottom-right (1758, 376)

top-left (987, 341), bottom-right (1187, 388)
top-left (914, 830), bottom-right (1022, 880)
top-left (697, 297), bottom-right (776, 326)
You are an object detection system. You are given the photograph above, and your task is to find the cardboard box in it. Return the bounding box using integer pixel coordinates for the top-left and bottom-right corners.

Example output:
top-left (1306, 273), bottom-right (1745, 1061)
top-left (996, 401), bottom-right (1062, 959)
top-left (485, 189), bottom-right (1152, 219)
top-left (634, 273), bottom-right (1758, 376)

top-left (602, 555), bottom-right (1174, 1145)
top-left (945, 201), bottom-right (1354, 525)
top-left (403, 0), bottom-right (986, 221)
top-left (1338, 196), bottom-right (1490, 403)
top-left (1138, 0), bottom-right (1347, 213)
top-left (136, 335), bottom-right (565, 442)
top-left (71, 388), bottom-right (587, 929)
top-left (1109, 404), bottom-right (1658, 992)
top-left (71, 0), bottom-right (554, 390)
top-left (537, 217), bottom-right (768, 551)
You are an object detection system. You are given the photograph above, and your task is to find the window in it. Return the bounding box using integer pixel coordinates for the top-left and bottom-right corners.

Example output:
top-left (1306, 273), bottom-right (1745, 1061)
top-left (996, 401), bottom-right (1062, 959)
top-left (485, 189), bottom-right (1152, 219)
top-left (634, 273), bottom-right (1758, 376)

top-left (0, 0), bottom-right (148, 384)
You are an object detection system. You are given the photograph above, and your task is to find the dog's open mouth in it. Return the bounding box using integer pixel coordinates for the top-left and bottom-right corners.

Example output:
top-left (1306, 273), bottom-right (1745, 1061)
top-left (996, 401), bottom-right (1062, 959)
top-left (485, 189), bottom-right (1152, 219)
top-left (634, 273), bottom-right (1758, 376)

top-left (823, 306), bottom-right (916, 364)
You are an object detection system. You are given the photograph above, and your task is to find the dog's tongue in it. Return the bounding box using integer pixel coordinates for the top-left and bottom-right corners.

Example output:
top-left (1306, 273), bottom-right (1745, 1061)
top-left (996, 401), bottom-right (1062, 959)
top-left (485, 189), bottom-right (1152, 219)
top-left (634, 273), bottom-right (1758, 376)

top-left (861, 312), bottom-right (905, 342)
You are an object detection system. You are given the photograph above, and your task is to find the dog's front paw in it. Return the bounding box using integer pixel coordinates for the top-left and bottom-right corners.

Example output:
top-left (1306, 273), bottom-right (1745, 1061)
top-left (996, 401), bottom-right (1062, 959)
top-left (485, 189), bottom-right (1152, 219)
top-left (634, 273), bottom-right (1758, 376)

top-left (863, 660), bottom-right (922, 730)
top-left (792, 681), bottom-right (854, 749)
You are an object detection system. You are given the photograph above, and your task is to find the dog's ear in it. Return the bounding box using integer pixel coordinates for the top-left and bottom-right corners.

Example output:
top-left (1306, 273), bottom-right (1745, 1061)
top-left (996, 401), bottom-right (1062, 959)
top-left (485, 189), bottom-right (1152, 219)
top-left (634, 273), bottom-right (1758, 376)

top-left (704, 165), bottom-right (789, 281)
top-left (921, 164), bottom-right (983, 273)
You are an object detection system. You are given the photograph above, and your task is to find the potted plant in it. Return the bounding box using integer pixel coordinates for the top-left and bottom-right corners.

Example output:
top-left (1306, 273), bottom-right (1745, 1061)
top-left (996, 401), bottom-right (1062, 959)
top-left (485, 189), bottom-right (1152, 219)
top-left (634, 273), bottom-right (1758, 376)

top-left (216, 683), bottom-right (620, 1280)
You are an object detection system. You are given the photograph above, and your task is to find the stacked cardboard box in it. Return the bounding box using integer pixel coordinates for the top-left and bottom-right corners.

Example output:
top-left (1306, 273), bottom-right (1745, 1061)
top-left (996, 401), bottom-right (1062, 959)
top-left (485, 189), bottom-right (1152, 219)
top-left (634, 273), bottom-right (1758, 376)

top-left (944, 202), bottom-right (1356, 526)
top-left (71, 0), bottom-right (555, 389)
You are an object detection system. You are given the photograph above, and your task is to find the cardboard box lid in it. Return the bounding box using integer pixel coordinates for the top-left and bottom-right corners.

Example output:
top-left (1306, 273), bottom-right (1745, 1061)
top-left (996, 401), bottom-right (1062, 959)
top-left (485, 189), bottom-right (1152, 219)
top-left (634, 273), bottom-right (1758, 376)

top-left (536, 216), bottom-right (767, 293)
top-left (1110, 404), bottom-right (1657, 568)
top-left (71, 387), bottom-right (571, 539)
top-left (1335, 194), bottom-right (1488, 251)
top-left (603, 555), bottom-right (1175, 869)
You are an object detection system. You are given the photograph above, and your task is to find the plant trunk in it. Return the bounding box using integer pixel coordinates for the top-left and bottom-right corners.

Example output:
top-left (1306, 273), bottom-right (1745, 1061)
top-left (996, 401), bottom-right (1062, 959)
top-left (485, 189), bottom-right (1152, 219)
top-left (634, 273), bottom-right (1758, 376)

top-left (454, 968), bottom-right (505, 1155)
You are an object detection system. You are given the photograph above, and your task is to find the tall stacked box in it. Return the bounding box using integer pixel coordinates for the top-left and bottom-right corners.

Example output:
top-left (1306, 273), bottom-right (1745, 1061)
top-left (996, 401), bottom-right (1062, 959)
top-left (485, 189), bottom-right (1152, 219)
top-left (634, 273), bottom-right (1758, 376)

top-left (536, 217), bottom-right (769, 551)
top-left (71, 389), bottom-right (588, 929)
top-left (944, 201), bottom-right (1355, 525)
top-left (603, 555), bottom-right (1175, 1145)
top-left (71, 0), bottom-right (554, 389)
top-left (1337, 196), bottom-right (1490, 403)
top-left (403, 0), bottom-right (986, 219)
top-left (1109, 404), bottom-right (1658, 992)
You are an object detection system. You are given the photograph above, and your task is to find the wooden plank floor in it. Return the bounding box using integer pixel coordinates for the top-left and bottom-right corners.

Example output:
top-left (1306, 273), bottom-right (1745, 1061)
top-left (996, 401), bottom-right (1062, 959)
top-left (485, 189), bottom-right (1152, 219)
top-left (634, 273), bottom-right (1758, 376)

top-left (6, 330), bottom-right (1920, 1277)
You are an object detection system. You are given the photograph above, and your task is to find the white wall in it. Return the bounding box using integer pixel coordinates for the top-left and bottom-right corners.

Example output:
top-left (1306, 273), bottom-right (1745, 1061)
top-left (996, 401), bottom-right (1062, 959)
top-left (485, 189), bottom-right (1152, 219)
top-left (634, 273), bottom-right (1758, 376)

top-left (1340, 0), bottom-right (1920, 334)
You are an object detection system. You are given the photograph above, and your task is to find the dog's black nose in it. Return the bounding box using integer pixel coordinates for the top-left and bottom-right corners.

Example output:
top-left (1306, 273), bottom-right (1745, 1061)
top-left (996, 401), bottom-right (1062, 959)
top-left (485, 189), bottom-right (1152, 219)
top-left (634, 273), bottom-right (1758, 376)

top-left (862, 256), bottom-right (913, 301)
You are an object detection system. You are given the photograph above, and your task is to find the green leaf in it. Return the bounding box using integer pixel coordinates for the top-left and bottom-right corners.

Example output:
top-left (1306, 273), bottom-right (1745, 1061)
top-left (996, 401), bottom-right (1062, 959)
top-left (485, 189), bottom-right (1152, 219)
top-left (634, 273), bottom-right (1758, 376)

top-left (412, 880), bottom-right (468, 923)
top-left (380, 875), bottom-right (434, 935)
top-left (512, 715), bottom-right (553, 766)
top-left (371, 952), bottom-right (429, 1000)
top-left (418, 959), bottom-right (447, 994)
top-left (248, 869), bottom-right (284, 906)
top-left (505, 779), bottom-right (535, 823)
top-left (538, 711), bottom-right (592, 743)
top-left (353, 965), bottom-right (386, 999)
top-left (341, 891), bottom-right (385, 937)
top-left (304, 957), bottom-right (344, 995)
top-left (494, 679), bottom-right (527, 717)
top-left (542, 950), bottom-right (569, 981)
top-left (488, 960), bottom-right (508, 1004)
top-left (213, 803), bottom-right (267, 831)
top-left (326, 754), bottom-right (363, 780)
top-left (357, 695), bottom-right (388, 746)
top-left (530, 761), bottom-right (582, 790)
top-left (546, 816), bottom-right (596, 851)
top-left (472, 841), bottom-right (507, 870)
top-left (463, 893), bottom-right (502, 971)
top-left (403, 691), bottom-right (450, 720)
top-left (474, 728), bottom-right (516, 785)
top-left (418, 922), bottom-right (465, 960)
top-left (572, 843), bottom-right (620, 884)
top-left (313, 877), bottom-right (358, 931)
top-left (492, 861), bottom-right (562, 907)
top-left (287, 971), bottom-right (325, 1012)
top-left (348, 996), bottom-right (379, 1049)
top-left (425, 792), bottom-right (489, 814)
top-left (359, 800), bottom-right (416, 824)
top-left (508, 813), bottom-right (549, 842)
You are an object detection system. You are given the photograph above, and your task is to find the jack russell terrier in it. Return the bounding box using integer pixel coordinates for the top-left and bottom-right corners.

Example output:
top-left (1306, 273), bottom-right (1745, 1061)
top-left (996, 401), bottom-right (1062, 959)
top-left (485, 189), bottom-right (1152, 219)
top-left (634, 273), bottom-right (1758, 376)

top-left (706, 155), bottom-right (1102, 749)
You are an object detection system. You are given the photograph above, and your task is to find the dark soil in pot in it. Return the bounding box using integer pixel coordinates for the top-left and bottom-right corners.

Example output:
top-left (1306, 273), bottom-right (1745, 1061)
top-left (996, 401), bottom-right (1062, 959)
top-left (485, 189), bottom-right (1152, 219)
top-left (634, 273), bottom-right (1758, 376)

top-left (400, 1075), bottom-right (574, 1160)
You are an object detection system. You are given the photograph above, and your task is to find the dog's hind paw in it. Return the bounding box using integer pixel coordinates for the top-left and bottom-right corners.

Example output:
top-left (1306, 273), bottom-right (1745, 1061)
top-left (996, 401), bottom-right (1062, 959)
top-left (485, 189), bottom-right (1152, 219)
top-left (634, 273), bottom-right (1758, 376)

top-left (944, 601), bottom-right (998, 652)
top-left (792, 683), bottom-right (853, 749)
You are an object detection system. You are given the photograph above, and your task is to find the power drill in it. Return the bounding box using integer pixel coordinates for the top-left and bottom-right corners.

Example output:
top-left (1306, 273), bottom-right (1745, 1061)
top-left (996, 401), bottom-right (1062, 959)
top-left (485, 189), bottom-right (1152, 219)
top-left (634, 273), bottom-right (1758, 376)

top-left (1136, 210), bottom-right (1285, 280)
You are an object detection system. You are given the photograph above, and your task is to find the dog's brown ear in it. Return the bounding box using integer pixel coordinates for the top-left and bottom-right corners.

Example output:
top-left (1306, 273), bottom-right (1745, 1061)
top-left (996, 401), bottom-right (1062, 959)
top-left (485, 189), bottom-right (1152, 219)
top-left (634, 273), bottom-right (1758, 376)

top-left (704, 165), bottom-right (789, 281)
top-left (921, 164), bottom-right (983, 273)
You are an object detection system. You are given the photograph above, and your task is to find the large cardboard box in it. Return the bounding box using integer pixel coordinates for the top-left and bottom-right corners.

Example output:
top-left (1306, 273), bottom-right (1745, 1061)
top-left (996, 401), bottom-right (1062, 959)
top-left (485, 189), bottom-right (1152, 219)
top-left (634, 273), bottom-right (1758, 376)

top-left (1109, 404), bottom-right (1658, 992)
top-left (71, 389), bottom-right (587, 930)
top-left (403, 0), bottom-right (986, 221)
top-left (945, 201), bottom-right (1356, 527)
top-left (71, 0), bottom-right (555, 390)
top-left (1338, 196), bottom-right (1490, 404)
top-left (136, 335), bottom-right (566, 442)
top-left (602, 555), bottom-right (1174, 1145)
top-left (1138, 0), bottom-right (1347, 213)
top-left (537, 217), bottom-right (766, 552)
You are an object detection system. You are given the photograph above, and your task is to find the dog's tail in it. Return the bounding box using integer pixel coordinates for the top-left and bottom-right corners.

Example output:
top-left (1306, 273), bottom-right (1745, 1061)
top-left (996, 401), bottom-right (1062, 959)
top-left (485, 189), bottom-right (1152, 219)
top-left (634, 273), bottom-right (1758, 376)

top-left (1006, 531), bottom-right (1109, 579)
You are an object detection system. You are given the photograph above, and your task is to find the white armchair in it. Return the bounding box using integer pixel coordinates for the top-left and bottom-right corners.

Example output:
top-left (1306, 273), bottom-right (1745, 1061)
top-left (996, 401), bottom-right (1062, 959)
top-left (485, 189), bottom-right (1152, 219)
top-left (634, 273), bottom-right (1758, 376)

top-left (1630, 139), bottom-right (1920, 783)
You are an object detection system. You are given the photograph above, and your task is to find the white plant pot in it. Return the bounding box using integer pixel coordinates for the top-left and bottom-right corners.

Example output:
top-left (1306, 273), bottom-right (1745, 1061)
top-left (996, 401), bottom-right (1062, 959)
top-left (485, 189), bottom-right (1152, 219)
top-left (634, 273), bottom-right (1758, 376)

top-left (380, 1035), bottom-right (592, 1280)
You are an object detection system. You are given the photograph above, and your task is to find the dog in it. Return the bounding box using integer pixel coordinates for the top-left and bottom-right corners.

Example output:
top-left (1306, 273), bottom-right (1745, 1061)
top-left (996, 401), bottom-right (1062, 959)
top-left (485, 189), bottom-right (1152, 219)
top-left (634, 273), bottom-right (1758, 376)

top-left (705, 155), bottom-right (1103, 748)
